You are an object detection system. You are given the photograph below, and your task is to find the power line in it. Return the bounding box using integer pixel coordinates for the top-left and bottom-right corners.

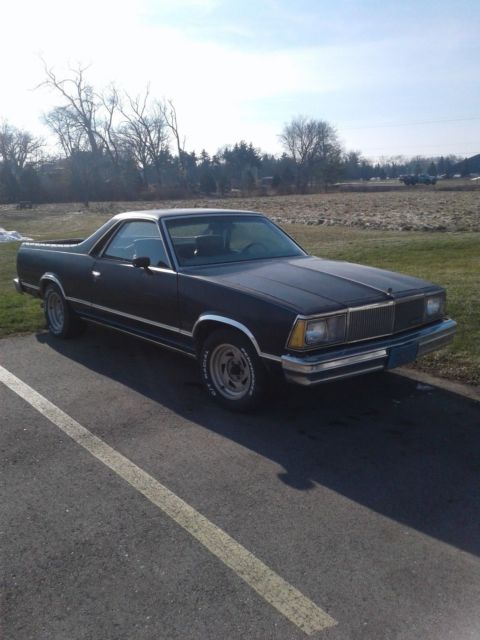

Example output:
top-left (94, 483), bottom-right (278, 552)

top-left (356, 142), bottom-right (480, 153)
top-left (340, 117), bottom-right (480, 131)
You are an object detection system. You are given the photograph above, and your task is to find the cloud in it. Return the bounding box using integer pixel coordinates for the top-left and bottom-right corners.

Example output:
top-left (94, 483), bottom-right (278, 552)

top-left (1, 0), bottom-right (478, 156)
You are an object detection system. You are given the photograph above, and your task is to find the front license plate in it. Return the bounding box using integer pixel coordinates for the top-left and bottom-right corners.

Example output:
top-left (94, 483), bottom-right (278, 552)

top-left (387, 342), bottom-right (418, 369)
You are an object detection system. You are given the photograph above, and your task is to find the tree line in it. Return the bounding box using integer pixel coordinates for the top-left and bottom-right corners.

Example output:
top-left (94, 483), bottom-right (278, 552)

top-left (0, 65), bottom-right (468, 204)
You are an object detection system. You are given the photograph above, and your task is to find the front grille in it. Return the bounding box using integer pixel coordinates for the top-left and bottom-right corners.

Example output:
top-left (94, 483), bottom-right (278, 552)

top-left (394, 296), bottom-right (425, 332)
top-left (347, 295), bottom-right (427, 342)
top-left (348, 304), bottom-right (394, 341)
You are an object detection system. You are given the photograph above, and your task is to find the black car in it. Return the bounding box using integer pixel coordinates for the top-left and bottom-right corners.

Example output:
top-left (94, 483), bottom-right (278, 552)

top-left (14, 209), bottom-right (456, 410)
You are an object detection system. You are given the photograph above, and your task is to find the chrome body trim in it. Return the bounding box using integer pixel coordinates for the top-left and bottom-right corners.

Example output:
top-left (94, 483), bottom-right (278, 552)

top-left (13, 277), bottom-right (24, 293)
top-left (282, 348), bottom-right (388, 374)
top-left (23, 282), bottom-right (40, 292)
top-left (66, 296), bottom-right (193, 336)
top-left (19, 247), bottom-right (87, 256)
top-left (259, 352), bottom-right (283, 363)
top-left (39, 273), bottom-right (67, 298)
top-left (90, 261), bottom-right (175, 275)
top-left (300, 364), bottom-right (386, 385)
top-left (282, 318), bottom-right (456, 386)
top-left (417, 325), bottom-right (457, 356)
top-left (347, 300), bottom-right (396, 312)
top-left (148, 266), bottom-right (176, 275)
top-left (14, 279), bottom-right (41, 294)
top-left (192, 313), bottom-right (282, 363)
top-left (85, 319), bottom-right (196, 358)
top-left (63, 299), bottom-right (282, 363)
top-left (67, 296), bottom-right (90, 306)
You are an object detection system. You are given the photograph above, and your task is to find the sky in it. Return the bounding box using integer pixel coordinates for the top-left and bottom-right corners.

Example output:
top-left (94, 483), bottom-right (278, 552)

top-left (1, 0), bottom-right (479, 160)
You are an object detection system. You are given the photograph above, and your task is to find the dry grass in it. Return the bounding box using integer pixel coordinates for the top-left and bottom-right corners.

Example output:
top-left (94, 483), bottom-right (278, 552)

top-left (1, 193), bottom-right (479, 386)
top-left (1, 187), bottom-right (479, 237)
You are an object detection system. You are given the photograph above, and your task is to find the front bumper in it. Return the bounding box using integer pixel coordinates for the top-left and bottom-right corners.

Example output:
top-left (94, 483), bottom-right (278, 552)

top-left (281, 318), bottom-right (456, 386)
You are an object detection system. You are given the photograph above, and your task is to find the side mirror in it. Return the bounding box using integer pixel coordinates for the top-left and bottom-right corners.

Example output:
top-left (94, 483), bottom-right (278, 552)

top-left (132, 256), bottom-right (151, 269)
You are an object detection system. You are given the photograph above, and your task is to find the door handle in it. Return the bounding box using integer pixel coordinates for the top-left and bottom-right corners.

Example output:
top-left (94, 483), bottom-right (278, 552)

top-left (92, 270), bottom-right (101, 278)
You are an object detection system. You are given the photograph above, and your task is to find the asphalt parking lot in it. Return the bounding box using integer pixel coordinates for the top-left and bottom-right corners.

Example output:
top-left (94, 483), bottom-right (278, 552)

top-left (1, 327), bottom-right (480, 640)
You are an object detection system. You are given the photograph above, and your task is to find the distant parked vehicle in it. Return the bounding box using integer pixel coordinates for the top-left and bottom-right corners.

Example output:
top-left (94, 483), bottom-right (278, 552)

top-left (16, 201), bottom-right (33, 209)
top-left (399, 174), bottom-right (437, 186)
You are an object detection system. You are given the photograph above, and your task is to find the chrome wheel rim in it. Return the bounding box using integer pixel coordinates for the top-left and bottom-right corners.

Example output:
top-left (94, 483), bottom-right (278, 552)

top-left (209, 343), bottom-right (252, 400)
top-left (46, 291), bottom-right (65, 333)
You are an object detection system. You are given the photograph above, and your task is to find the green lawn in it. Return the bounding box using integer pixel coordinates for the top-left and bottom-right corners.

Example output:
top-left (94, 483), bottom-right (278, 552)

top-left (290, 225), bottom-right (480, 385)
top-left (1, 222), bottom-right (479, 385)
top-left (0, 243), bottom-right (45, 335)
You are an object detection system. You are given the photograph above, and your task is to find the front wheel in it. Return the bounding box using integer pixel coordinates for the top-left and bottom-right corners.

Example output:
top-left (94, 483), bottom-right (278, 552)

top-left (199, 329), bottom-right (266, 411)
top-left (44, 283), bottom-right (85, 338)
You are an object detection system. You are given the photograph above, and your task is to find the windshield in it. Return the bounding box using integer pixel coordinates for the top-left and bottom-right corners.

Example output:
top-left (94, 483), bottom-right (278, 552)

top-left (165, 215), bottom-right (306, 267)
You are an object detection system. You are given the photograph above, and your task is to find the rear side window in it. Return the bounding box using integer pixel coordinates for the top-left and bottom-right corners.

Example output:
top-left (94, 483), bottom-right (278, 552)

top-left (103, 220), bottom-right (169, 267)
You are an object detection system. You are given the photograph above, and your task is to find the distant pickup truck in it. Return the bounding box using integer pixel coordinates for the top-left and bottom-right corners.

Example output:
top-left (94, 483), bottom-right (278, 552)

top-left (399, 174), bottom-right (437, 186)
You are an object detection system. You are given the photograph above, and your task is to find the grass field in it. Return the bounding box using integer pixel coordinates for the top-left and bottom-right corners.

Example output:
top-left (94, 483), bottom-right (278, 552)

top-left (1, 197), bottom-right (479, 385)
top-left (290, 225), bottom-right (480, 385)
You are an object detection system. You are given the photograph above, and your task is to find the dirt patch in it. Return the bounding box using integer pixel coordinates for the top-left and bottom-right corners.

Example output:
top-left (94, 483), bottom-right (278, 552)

top-left (2, 190), bottom-right (478, 233)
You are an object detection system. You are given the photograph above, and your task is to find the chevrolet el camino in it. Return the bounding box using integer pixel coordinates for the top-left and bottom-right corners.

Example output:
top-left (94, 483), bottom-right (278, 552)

top-left (14, 209), bottom-right (456, 410)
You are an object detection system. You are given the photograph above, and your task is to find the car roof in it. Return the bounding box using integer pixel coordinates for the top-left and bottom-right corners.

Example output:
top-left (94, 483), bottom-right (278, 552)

top-left (112, 208), bottom-right (264, 222)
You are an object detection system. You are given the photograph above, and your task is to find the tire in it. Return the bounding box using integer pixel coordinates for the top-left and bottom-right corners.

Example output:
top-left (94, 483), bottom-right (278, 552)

top-left (199, 328), bottom-right (266, 411)
top-left (44, 283), bottom-right (85, 338)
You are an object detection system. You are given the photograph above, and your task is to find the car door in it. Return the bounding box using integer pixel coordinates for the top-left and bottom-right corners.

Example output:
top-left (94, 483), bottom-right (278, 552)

top-left (88, 219), bottom-right (183, 346)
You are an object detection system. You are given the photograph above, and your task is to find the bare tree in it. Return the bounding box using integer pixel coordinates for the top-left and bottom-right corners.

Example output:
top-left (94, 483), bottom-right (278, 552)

top-left (39, 63), bottom-right (129, 202)
top-left (98, 86), bottom-right (122, 167)
top-left (161, 99), bottom-right (187, 188)
top-left (0, 121), bottom-right (44, 173)
top-left (117, 87), bottom-right (169, 186)
top-left (43, 107), bottom-right (85, 157)
top-left (279, 116), bottom-right (342, 191)
top-left (39, 62), bottom-right (102, 155)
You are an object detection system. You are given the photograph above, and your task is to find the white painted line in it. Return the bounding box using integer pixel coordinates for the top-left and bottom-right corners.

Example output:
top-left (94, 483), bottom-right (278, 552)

top-left (0, 365), bottom-right (337, 635)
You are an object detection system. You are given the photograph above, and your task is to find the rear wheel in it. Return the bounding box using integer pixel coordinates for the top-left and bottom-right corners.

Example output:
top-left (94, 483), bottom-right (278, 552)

top-left (44, 283), bottom-right (85, 338)
top-left (199, 329), bottom-right (266, 411)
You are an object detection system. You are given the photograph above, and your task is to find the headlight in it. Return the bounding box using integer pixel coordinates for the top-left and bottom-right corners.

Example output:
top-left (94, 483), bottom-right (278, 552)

top-left (425, 293), bottom-right (445, 318)
top-left (288, 314), bottom-right (347, 349)
top-left (305, 319), bottom-right (328, 344)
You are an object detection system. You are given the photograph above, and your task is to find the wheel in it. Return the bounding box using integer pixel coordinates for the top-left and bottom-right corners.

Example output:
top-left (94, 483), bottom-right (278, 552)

top-left (44, 283), bottom-right (85, 338)
top-left (199, 329), bottom-right (266, 411)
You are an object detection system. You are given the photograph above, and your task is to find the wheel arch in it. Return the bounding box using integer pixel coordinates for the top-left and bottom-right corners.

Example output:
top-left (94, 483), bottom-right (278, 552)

top-left (192, 314), bottom-right (262, 355)
top-left (39, 273), bottom-right (66, 299)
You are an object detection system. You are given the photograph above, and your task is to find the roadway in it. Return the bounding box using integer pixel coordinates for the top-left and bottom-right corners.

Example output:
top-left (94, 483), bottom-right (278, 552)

top-left (1, 327), bottom-right (479, 639)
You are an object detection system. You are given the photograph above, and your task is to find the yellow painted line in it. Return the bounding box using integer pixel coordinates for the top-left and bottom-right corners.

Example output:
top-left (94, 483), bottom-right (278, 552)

top-left (0, 365), bottom-right (337, 635)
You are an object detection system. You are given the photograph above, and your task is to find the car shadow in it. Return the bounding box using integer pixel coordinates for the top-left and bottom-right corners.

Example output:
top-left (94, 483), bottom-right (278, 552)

top-left (37, 325), bottom-right (480, 557)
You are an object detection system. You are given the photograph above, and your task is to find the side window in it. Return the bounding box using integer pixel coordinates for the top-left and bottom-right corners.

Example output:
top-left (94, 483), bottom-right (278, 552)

top-left (103, 221), bottom-right (169, 267)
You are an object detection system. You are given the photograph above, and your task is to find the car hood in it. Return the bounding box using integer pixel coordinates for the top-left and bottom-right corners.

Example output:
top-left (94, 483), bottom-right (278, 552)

top-left (188, 256), bottom-right (439, 315)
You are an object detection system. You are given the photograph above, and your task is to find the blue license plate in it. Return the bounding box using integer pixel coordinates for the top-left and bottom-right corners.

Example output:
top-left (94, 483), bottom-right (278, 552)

top-left (387, 343), bottom-right (418, 369)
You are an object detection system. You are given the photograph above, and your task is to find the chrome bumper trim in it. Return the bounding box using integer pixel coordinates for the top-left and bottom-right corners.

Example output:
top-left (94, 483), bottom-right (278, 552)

top-left (282, 348), bottom-right (388, 374)
top-left (417, 325), bottom-right (457, 356)
top-left (13, 277), bottom-right (23, 294)
top-left (281, 319), bottom-right (456, 386)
